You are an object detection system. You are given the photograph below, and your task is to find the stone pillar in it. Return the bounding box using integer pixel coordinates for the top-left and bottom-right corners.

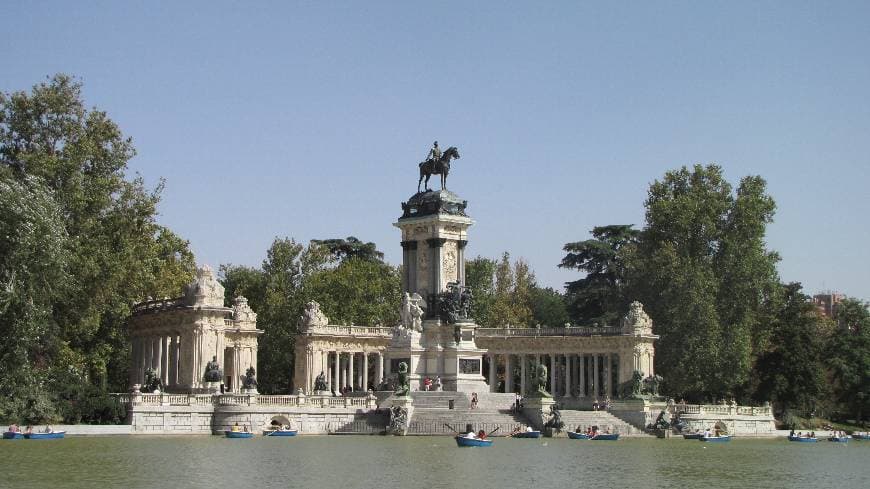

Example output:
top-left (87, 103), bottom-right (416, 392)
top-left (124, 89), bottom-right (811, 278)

top-left (153, 337), bottom-right (162, 374)
top-left (427, 238), bottom-right (446, 294)
top-left (348, 352), bottom-right (355, 392)
top-left (362, 352), bottom-right (369, 391)
top-left (605, 353), bottom-right (612, 398)
top-left (159, 336), bottom-right (168, 385)
top-left (168, 335), bottom-right (178, 387)
top-left (401, 241), bottom-right (418, 293)
top-left (593, 354), bottom-right (600, 399)
top-left (333, 352), bottom-right (340, 395)
top-left (488, 354), bottom-right (497, 392)
top-left (520, 355), bottom-right (527, 396)
top-left (377, 352), bottom-right (385, 388)
top-left (457, 240), bottom-right (468, 286)
top-left (549, 354), bottom-right (557, 396)
top-left (564, 354), bottom-right (571, 397)
top-left (504, 355), bottom-right (513, 393)
top-left (579, 354), bottom-right (586, 397)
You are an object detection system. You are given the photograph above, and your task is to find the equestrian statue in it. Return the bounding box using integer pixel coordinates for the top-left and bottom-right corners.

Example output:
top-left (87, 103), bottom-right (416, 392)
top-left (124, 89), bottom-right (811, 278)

top-left (418, 141), bottom-right (461, 192)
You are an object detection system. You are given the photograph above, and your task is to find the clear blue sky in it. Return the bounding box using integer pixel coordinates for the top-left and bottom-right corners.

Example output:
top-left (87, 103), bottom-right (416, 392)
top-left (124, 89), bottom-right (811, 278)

top-left (4, 1), bottom-right (869, 300)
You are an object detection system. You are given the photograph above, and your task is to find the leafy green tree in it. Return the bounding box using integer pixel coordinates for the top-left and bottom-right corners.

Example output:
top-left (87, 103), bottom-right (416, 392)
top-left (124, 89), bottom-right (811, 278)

top-left (465, 256), bottom-right (497, 326)
top-left (560, 225), bottom-right (639, 325)
top-left (303, 258), bottom-right (401, 326)
top-left (826, 298), bottom-right (870, 422)
top-left (488, 253), bottom-right (535, 327)
top-left (1, 75), bottom-right (195, 422)
top-left (530, 286), bottom-right (570, 327)
top-left (753, 283), bottom-right (829, 416)
top-left (631, 165), bottom-right (780, 401)
top-left (310, 236), bottom-right (384, 262)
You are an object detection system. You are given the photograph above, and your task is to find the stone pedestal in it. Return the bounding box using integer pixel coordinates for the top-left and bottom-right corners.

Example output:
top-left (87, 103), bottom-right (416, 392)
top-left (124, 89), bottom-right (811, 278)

top-left (384, 395), bottom-right (414, 436)
top-left (522, 396), bottom-right (556, 431)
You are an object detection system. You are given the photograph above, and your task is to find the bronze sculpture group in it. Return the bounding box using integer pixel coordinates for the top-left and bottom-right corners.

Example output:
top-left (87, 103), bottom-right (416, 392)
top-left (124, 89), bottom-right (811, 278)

top-left (418, 141), bottom-right (461, 193)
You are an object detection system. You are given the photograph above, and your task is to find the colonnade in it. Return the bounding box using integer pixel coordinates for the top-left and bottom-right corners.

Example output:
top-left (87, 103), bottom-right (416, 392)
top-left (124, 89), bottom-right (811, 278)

top-left (129, 334), bottom-right (181, 389)
top-left (484, 352), bottom-right (621, 399)
top-left (305, 350), bottom-right (386, 394)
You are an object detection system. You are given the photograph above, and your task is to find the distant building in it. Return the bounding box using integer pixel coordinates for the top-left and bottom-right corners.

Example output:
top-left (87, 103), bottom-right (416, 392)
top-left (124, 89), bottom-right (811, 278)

top-left (812, 292), bottom-right (845, 319)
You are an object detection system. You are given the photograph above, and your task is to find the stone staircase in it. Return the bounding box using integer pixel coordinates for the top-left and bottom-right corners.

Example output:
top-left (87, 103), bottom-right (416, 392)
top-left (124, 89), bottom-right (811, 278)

top-left (556, 410), bottom-right (649, 437)
top-left (407, 391), bottom-right (531, 436)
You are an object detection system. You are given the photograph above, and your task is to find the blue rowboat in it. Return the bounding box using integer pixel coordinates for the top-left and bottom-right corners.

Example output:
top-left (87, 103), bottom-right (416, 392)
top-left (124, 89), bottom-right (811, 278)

top-left (567, 431), bottom-right (590, 440)
top-left (455, 436), bottom-right (493, 447)
top-left (828, 436), bottom-right (850, 443)
top-left (852, 434), bottom-right (869, 440)
top-left (700, 435), bottom-right (731, 442)
top-left (263, 429), bottom-right (298, 437)
top-left (512, 430), bottom-right (541, 439)
top-left (682, 433), bottom-right (702, 439)
top-left (225, 431), bottom-right (253, 439)
top-left (591, 433), bottom-right (620, 441)
top-left (24, 431), bottom-right (65, 439)
top-left (788, 435), bottom-right (817, 443)
top-left (3, 432), bottom-right (24, 439)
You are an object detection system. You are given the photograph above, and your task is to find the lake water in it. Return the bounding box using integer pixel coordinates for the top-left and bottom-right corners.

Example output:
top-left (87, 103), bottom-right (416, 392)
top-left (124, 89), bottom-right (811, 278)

top-left (2, 436), bottom-right (868, 489)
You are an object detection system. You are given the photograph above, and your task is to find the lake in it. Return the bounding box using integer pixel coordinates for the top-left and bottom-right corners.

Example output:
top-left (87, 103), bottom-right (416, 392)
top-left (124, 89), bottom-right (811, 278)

top-left (2, 436), bottom-right (868, 489)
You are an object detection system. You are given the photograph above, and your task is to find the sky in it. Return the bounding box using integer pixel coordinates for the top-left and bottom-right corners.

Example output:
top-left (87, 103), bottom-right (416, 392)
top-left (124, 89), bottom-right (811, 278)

top-left (4, 1), bottom-right (869, 300)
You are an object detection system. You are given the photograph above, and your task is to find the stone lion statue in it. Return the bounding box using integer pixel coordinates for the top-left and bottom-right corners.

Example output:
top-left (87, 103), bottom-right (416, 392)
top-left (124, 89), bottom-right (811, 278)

top-left (204, 356), bottom-right (223, 383)
top-left (299, 301), bottom-right (329, 330)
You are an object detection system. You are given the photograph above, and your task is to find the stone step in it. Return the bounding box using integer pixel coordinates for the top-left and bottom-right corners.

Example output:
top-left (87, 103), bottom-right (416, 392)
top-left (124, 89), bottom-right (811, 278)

top-left (556, 410), bottom-right (647, 436)
top-left (407, 408), bottom-right (530, 436)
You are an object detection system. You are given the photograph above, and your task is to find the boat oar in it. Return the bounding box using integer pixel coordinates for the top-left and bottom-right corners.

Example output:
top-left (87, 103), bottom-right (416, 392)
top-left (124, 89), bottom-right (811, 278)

top-left (486, 427), bottom-right (500, 437)
top-left (444, 423), bottom-right (460, 434)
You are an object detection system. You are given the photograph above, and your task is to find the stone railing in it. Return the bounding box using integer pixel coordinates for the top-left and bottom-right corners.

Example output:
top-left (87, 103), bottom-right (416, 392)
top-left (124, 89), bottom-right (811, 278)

top-left (304, 324), bottom-right (394, 338)
top-left (674, 403), bottom-right (772, 417)
top-left (132, 297), bottom-right (185, 315)
top-left (477, 326), bottom-right (625, 337)
top-left (116, 393), bottom-right (377, 410)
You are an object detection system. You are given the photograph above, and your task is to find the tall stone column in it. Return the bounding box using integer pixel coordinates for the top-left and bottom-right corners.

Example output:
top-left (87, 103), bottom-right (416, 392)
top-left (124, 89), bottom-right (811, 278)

top-left (333, 352), bottom-right (340, 395)
top-left (377, 352), bottom-right (385, 387)
top-left (593, 354), bottom-right (600, 399)
top-left (427, 238), bottom-right (446, 294)
top-left (401, 241), bottom-right (418, 293)
top-left (362, 352), bottom-right (369, 391)
top-left (605, 353), bottom-right (613, 398)
top-left (579, 355), bottom-right (586, 397)
top-left (550, 354), bottom-right (557, 396)
top-left (520, 355), bottom-right (527, 396)
top-left (564, 354), bottom-right (571, 397)
top-left (160, 336), bottom-right (169, 385)
top-left (504, 355), bottom-right (513, 393)
top-left (457, 240), bottom-right (468, 286)
top-left (488, 354), bottom-right (497, 392)
top-left (152, 337), bottom-right (161, 372)
top-left (348, 352), bottom-right (355, 392)
top-left (168, 335), bottom-right (179, 388)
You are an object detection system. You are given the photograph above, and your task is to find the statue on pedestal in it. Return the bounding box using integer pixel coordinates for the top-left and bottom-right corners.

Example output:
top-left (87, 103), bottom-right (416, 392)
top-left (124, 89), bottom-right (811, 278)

top-left (242, 366), bottom-right (258, 390)
top-left (142, 368), bottom-right (162, 393)
top-left (314, 371), bottom-right (328, 392)
top-left (529, 363), bottom-right (551, 398)
top-left (395, 362), bottom-right (411, 397)
top-left (204, 356), bottom-right (222, 383)
top-left (400, 292), bottom-right (426, 332)
top-left (430, 282), bottom-right (473, 324)
top-left (418, 142), bottom-right (461, 192)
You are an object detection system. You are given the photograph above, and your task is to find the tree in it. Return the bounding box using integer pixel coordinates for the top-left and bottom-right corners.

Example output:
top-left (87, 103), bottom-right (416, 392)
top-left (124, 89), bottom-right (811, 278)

top-left (530, 287), bottom-right (569, 327)
top-left (303, 258), bottom-right (401, 326)
top-left (753, 283), bottom-right (829, 416)
top-left (826, 298), bottom-right (870, 422)
top-left (631, 165), bottom-right (780, 401)
top-left (560, 225), bottom-right (639, 325)
top-left (310, 236), bottom-right (384, 263)
top-left (1, 75), bottom-right (195, 422)
top-left (465, 256), bottom-right (497, 326)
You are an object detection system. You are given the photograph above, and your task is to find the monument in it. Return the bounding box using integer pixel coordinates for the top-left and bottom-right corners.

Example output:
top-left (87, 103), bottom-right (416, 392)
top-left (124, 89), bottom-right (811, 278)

top-left (387, 141), bottom-right (488, 393)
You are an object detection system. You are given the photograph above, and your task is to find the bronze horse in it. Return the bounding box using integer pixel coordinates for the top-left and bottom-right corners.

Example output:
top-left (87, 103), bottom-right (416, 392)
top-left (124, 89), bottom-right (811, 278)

top-left (418, 146), bottom-right (460, 192)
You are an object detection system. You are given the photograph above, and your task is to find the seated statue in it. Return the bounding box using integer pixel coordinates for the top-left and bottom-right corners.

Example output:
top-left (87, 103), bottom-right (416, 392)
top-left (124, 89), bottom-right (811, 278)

top-left (242, 366), bottom-right (258, 389)
top-left (314, 371), bottom-right (328, 392)
top-left (204, 356), bottom-right (223, 383)
top-left (394, 362), bottom-right (411, 397)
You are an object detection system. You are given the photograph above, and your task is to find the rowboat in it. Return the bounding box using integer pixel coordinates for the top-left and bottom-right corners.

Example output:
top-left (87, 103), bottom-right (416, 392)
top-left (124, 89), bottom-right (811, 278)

top-left (566, 431), bottom-right (590, 440)
top-left (591, 433), bottom-right (620, 441)
top-left (263, 429), bottom-right (298, 437)
top-left (24, 431), bottom-right (65, 439)
top-left (828, 436), bottom-right (850, 443)
top-left (454, 435), bottom-right (493, 447)
top-left (682, 433), bottom-right (702, 439)
top-left (225, 431), bottom-right (253, 439)
top-left (699, 435), bottom-right (731, 442)
top-left (511, 430), bottom-right (541, 439)
top-left (3, 432), bottom-right (24, 439)
top-left (852, 434), bottom-right (869, 440)
top-left (788, 435), bottom-right (817, 443)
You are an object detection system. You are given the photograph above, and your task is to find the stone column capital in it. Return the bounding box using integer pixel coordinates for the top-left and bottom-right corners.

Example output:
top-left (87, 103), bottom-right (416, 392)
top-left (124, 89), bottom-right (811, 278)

top-left (457, 240), bottom-right (468, 249)
top-left (400, 240), bottom-right (418, 250)
top-left (426, 237), bottom-right (447, 248)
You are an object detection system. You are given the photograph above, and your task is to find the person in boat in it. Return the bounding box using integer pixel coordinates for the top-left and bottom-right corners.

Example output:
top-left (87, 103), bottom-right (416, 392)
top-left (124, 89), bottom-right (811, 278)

top-left (703, 428), bottom-right (711, 438)
top-left (43, 425), bottom-right (52, 433)
top-left (8, 424), bottom-right (18, 433)
top-left (477, 429), bottom-right (487, 440)
top-left (789, 429), bottom-right (795, 437)
top-left (463, 430), bottom-right (477, 439)
top-left (810, 431), bottom-right (815, 438)
top-left (232, 422), bottom-right (240, 432)
top-left (25, 425), bottom-right (32, 434)
top-left (525, 426), bottom-right (534, 433)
